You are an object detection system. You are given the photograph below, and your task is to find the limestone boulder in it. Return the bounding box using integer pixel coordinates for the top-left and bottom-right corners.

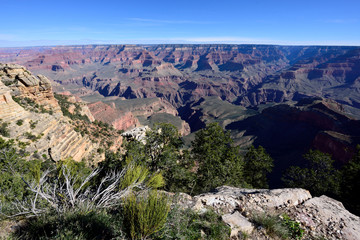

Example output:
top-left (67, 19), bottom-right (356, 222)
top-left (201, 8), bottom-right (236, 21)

top-left (291, 195), bottom-right (360, 240)
top-left (222, 211), bottom-right (254, 236)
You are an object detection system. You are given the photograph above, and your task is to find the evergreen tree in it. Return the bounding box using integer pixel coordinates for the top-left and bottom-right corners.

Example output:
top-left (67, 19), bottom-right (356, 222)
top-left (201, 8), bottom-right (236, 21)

top-left (340, 146), bottom-right (360, 215)
top-left (243, 145), bottom-right (273, 188)
top-left (283, 149), bottom-right (340, 197)
top-left (191, 123), bottom-right (244, 193)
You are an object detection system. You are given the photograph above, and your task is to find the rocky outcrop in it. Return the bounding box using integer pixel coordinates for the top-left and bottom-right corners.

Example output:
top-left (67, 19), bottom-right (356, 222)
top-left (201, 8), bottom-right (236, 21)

top-left (121, 126), bottom-right (150, 144)
top-left (87, 101), bottom-right (139, 130)
top-left (116, 98), bottom-right (178, 118)
top-left (291, 195), bottom-right (360, 240)
top-left (0, 63), bottom-right (98, 161)
top-left (191, 186), bottom-right (311, 214)
top-left (0, 80), bottom-right (29, 121)
top-left (57, 91), bottom-right (95, 122)
top-left (0, 63), bottom-right (61, 113)
top-left (177, 186), bottom-right (360, 240)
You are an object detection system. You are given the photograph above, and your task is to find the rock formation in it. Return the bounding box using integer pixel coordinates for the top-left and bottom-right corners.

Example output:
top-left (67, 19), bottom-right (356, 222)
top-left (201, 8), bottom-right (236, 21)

top-left (177, 186), bottom-right (360, 240)
top-left (1, 44), bottom-right (360, 111)
top-left (121, 126), bottom-right (150, 144)
top-left (0, 63), bottom-right (61, 113)
top-left (87, 101), bottom-right (139, 130)
top-left (57, 91), bottom-right (95, 122)
top-left (0, 63), bottom-right (98, 161)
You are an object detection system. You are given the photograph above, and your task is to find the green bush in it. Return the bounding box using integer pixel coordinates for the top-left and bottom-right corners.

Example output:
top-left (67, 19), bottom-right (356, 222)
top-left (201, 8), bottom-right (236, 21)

top-left (281, 214), bottom-right (304, 240)
top-left (13, 209), bottom-right (124, 240)
top-left (0, 120), bottom-right (10, 137)
top-left (121, 123), bottom-right (196, 194)
top-left (123, 190), bottom-right (170, 240)
top-left (29, 120), bottom-right (38, 129)
top-left (251, 212), bottom-right (304, 239)
top-left (16, 119), bottom-right (23, 126)
top-left (55, 158), bottom-right (93, 189)
top-left (0, 137), bottom-right (44, 202)
top-left (24, 132), bottom-right (42, 142)
top-left (340, 146), bottom-right (360, 215)
top-left (251, 212), bottom-right (289, 239)
top-left (155, 206), bottom-right (230, 240)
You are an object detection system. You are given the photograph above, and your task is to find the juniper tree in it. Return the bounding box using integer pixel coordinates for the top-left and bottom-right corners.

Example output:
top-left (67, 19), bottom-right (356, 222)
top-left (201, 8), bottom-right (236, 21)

top-left (191, 123), bottom-right (244, 194)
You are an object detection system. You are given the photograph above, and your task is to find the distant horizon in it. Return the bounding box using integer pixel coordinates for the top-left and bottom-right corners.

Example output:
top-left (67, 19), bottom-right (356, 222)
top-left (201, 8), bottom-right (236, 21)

top-left (1, 0), bottom-right (360, 48)
top-left (1, 41), bottom-right (360, 49)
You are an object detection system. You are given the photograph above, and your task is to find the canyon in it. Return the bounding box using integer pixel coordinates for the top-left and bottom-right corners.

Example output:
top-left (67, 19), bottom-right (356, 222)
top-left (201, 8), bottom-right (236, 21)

top-left (1, 44), bottom-right (359, 110)
top-left (1, 44), bottom-right (360, 180)
top-left (1, 45), bottom-right (360, 239)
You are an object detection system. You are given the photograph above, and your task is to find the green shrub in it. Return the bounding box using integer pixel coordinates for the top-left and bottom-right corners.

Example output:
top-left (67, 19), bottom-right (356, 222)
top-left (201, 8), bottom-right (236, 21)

top-left (55, 158), bottom-right (93, 189)
top-left (281, 214), bottom-right (304, 240)
top-left (0, 137), bottom-right (43, 202)
top-left (283, 149), bottom-right (340, 197)
top-left (0, 120), bottom-right (10, 137)
top-left (251, 212), bottom-right (304, 239)
top-left (16, 119), bottom-right (23, 126)
top-left (251, 212), bottom-right (289, 239)
top-left (123, 190), bottom-right (170, 240)
top-left (13, 209), bottom-right (124, 239)
top-left (24, 132), bottom-right (42, 142)
top-left (155, 206), bottom-right (230, 240)
top-left (29, 120), bottom-right (38, 129)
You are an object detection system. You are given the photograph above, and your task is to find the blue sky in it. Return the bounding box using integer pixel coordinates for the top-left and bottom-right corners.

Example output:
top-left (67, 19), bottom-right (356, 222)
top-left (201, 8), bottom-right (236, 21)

top-left (1, 0), bottom-right (360, 47)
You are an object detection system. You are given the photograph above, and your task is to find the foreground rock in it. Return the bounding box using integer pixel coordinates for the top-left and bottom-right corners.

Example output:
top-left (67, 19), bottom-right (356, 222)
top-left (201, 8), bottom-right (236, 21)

top-left (291, 195), bottom-right (360, 240)
top-left (175, 186), bottom-right (360, 240)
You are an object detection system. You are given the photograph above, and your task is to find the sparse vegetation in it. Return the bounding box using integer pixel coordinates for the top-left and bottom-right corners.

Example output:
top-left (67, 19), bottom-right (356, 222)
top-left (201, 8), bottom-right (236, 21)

top-left (155, 205), bottom-right (230, 240)
top-left (29, 120), bottom-right (38, 129)
top-left (16, 119), bottom-right (23, 126)
top-left (24, 132), bottom-right (43, 142)
top-left (54, 93), bottom-right (90, 122)
top-left (251, 212), bottom-right (289, 238)
top-left (281, 214), bottom-right (304, 240)
top-left (251, 212), bottom-right (304, 239)
top-left (0, 120), bottom-right (10, 137)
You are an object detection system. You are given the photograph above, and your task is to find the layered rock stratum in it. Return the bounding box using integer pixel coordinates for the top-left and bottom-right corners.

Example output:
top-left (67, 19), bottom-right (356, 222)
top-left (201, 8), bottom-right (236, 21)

top-left (1, 44), bottom-right (360, 110)
top-left (0, 63), bottom-right (98, 161)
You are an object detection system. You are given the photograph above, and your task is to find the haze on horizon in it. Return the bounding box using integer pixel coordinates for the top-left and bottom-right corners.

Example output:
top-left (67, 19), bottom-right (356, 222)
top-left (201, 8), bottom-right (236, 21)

top-left (1, 0), bottom-right (360, 47)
